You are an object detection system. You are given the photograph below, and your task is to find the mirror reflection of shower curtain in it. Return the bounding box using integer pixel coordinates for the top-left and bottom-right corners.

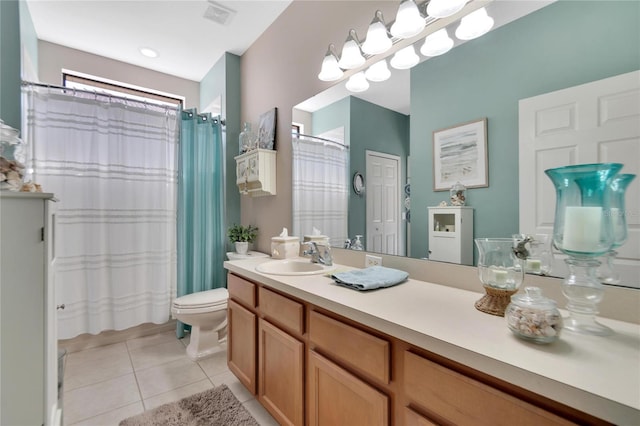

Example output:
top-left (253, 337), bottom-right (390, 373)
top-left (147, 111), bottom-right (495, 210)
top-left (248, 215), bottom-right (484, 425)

top-left (22, 84), bottom-right (178, 339)
top-left (292, 134), bottom-right (349, 246)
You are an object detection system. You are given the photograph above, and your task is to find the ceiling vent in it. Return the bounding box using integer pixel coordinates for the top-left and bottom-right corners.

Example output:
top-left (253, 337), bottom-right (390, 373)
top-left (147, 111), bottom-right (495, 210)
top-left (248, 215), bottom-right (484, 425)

top-left (203, 1), bottom-right (236, 25)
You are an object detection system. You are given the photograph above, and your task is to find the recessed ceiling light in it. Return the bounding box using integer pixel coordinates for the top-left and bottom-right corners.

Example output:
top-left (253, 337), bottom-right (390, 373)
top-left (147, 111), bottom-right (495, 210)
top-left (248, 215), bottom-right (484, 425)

top-left (139, 47), bottom-right (158, 58)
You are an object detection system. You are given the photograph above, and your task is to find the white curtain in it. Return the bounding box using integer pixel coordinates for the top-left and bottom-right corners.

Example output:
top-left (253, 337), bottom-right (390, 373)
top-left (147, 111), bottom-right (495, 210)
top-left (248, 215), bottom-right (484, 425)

top-left (23, 86), bottom-right (178, 339)
top-left (292, 133), bottom-right (349, 246)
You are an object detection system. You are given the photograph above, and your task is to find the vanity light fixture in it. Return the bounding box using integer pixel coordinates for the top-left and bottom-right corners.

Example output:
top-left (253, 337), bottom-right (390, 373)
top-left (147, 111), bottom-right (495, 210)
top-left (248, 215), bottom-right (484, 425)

top-left (338, 29), bottom-right (366, 70)
top-left (390, 0), bottom-right (426, 39)
top-left (390, 45), bottom-right (420, 70)
top-left (317, 0), bottom-right (497, 94)
top-left (361, 11), bottom-right (393, 55)
top-left (318, 44), bottom-right (344, 82)
top-left (455, 7), bottom-right (494, 40)
top-left (420, 28), bottom-right (454, 57)
top-left (139, 47), bottom-right (158, 58)
top-left (345, 71), bottom-right (370, 92)
top-left (365, 59), bottom-right (391, 82)
top-left (426, 0), bottom-right (467, 19)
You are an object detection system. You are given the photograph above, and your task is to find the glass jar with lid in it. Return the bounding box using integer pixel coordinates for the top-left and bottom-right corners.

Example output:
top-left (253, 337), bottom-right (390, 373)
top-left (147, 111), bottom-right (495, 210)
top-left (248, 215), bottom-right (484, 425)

top-left (239, 122), bottom-right (257, 154)
top-left (450, 181), bottom-right (466, 206)
top-left (0, 120), bottom-right (26, 191)
top-left (505, 287), bottom-right (563, 344)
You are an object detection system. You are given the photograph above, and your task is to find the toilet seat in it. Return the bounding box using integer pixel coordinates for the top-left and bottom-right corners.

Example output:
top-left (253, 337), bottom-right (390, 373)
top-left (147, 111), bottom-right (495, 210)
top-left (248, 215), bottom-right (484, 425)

top-left (172, 288), bottom-right (228, 311)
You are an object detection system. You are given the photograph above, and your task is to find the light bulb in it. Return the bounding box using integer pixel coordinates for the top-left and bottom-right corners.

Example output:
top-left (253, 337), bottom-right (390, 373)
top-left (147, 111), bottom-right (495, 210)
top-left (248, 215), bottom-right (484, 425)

top-left (338, 30), bottom-right (365, 70)
top-left (420, 28), bottom-right (454, 57)
top-left (346, 72), bottom-right (370, 93)
top-left (390, 0), bottom-right (425, 39)
top-left (390, 45), bottom-right (419, 70)
top-left (427, 0), bottom-right (467, 18)
top-left (362, 11), bottom-right (392, 55)
top-left (455, 7), bottom-right (494, 40)
top-left (318, 44), bottom-right (343, 81)
top-left (365, 60), bottom-right (391, 82)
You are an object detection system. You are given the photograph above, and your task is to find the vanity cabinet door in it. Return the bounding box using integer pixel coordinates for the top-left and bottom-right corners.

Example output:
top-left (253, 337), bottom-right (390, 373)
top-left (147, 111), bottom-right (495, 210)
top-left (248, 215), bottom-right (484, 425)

top-left (258, 319), bottom-right (304, 426)
top-left (227, 299), bottom-right (257, 394)
top-left (308, 350), bottom-right (389, 426)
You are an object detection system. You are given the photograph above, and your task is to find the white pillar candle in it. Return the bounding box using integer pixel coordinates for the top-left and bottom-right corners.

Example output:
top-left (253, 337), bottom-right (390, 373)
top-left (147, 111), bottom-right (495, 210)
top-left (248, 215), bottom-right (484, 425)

top-left (562, 206), bottom-right (602, 252)
top-left (490, 266), bottom-right (508, 286)
top-left (526, 259), bottom-right (541, 273)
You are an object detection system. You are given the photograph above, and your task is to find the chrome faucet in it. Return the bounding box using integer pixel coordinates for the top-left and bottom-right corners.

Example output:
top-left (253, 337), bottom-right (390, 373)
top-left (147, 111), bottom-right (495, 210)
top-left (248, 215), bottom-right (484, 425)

top-left (303, 241), bottom-right (333, 266)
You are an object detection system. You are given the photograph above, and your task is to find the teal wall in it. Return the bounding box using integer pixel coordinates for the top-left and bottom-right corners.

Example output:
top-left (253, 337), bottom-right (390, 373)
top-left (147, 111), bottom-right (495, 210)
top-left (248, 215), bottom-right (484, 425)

top-left (200, 53), bottom-right (242, 244)
top-left (312, 96), bottom-right (409, 242)
top-left (0, 0), bottom-right (21, 130)
top-left (409, 0), bottom-right (640, 262)
top-left (349, 97), bottom-right (409, 241)
top-left (19, 0), bottom-right (38, 81)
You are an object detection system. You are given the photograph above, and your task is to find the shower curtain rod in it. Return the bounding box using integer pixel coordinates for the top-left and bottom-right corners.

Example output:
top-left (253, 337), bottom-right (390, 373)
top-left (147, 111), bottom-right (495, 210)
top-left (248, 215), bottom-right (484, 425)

top-left (294, 133), bottom-right (349, 149)
top-left (21, 80), bottom-right (179, 113)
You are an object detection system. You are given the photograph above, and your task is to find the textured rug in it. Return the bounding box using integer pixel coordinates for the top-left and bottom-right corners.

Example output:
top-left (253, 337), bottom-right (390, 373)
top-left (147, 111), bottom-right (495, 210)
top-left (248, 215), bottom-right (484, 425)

top-left (119, 384), bottom-right (259, 426)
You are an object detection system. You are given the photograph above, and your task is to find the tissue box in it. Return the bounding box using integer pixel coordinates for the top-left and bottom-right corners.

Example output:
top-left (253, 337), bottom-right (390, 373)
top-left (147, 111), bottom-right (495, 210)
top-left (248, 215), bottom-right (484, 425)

top-left (271, 236), bottom-right (300, 259)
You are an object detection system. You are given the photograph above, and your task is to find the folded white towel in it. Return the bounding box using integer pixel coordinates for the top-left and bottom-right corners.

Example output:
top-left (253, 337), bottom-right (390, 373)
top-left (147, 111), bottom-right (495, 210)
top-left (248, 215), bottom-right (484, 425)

top-left (331, 266), bottom-right (409, 291)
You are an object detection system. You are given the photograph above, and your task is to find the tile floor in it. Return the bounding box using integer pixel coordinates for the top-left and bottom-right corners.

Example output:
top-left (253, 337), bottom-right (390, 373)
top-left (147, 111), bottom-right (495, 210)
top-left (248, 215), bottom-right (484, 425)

top-left (61, 330), bottom-right (278, 426)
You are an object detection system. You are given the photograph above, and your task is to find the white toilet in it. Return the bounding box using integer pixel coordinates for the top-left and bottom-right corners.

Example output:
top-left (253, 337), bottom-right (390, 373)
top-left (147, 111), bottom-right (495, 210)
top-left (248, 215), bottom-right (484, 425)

top-left (171, 288), bottom-right (229, 361)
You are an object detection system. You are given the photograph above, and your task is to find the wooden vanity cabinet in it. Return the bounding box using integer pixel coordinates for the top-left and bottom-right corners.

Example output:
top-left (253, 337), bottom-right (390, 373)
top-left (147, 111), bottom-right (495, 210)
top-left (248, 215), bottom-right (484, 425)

top-left (227, 275), bottom-right (257, 394)
top-left (257, 287), bottom-right (305, 426)
top-left (226, 272), bottom-right (610, 426)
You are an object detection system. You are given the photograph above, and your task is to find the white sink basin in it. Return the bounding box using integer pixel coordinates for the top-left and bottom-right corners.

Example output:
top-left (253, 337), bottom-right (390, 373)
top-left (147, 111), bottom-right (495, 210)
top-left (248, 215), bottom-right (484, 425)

top-left (255, 259), bottom-right (335, 276)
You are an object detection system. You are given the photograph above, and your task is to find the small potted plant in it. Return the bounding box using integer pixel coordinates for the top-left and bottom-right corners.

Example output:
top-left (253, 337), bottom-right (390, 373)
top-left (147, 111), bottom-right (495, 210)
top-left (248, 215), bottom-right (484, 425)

top-left (228, 224), bottom-right (258, 255)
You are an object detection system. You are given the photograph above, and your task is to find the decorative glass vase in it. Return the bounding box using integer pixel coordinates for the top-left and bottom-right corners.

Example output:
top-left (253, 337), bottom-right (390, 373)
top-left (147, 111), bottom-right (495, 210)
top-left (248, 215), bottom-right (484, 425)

top-left (474, 238), bottom-right (525, 316)
top-left (239, 122), bottom-right (257, 154)
top-left (598, 173), bottom-right (636, 285)
top-left (450, 181), bottom-right (467, 206)
top-left (544, 163), bottom-right (622, 336)
top-left (512, 233), bottom-right (553, 276)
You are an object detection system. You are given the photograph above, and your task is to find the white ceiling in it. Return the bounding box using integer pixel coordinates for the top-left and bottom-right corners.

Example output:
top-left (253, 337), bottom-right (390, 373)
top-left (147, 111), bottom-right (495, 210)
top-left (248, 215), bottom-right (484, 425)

top-left (25, 0), bottom-right (293, 82)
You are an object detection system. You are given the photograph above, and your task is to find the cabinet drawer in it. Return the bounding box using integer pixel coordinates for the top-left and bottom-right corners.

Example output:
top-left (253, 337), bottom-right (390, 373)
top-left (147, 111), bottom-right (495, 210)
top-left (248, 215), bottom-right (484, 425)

top-left (259, 287), bottom-right (304, 335)
top-left (228, 274), bottom-right (256, 308)
top-left (403, 351), bottom-right (572, 426)
top-left (309, 310), bottom-right (390, 384)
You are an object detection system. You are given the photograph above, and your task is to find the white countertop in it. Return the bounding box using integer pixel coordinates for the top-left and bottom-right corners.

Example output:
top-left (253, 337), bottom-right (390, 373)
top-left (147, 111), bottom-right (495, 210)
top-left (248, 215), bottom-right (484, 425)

top-left (224, 258), bottom-right (640, 425)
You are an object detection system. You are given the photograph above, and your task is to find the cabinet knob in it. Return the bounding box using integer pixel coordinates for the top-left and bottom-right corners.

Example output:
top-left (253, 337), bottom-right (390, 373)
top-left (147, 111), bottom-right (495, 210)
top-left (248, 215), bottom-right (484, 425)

top-left (57, 304), bottom-right (65, 310)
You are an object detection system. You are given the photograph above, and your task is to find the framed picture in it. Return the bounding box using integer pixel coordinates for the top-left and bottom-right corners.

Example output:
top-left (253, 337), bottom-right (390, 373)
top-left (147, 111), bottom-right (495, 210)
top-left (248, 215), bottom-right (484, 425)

top-left (432, 118), bottom-right (488, 191)
top-left (257, 107), bottom-right (277, 150)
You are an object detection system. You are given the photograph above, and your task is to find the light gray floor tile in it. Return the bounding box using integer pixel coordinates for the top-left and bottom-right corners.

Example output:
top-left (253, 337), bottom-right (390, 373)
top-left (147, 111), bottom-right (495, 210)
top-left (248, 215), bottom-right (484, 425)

top-left (243, 398), bottom-right (280, 426)
top-left (135, 357), bottom-right (208, 399)
top-left (197, 348), bottom-right (230, 378)
top-left (63, 373), bottom-right (140, 425)
top-left (128, 339), bottom-right (188, 371)
top-left (125, 330), bottom-right (179, 352)
top-left (66, 401), bottom-right (144, 426)
top-left (142, 379), bottom-right (214, 410)
top-left (64, 342), bottom-right (133, 391)
top-left (210, 370), bottom-right (254, 403)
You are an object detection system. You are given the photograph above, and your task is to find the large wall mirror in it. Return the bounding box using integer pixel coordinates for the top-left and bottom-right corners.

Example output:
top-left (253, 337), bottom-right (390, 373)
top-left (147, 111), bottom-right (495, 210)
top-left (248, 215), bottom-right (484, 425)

top-left (292, 0), bottom-right (640, 289)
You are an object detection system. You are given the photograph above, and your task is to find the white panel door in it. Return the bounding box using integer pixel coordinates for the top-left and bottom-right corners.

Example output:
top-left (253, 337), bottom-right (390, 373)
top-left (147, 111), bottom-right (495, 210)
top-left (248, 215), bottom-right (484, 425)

top-left (519, 70), bottom-right (640, 288)
top-left (366, 151), bottom-right (402, 255)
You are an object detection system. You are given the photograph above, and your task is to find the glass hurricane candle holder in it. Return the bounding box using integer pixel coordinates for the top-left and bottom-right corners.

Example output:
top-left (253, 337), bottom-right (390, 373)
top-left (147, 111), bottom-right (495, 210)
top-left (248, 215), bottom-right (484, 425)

top-left (598, 173), bottom-right (636, 285)
top-left (544, 163), bottom-right (622, 336)
top-left (512, 234), bottom-right (553, 276)
top-left (474, 238), bottom-right (525, 316)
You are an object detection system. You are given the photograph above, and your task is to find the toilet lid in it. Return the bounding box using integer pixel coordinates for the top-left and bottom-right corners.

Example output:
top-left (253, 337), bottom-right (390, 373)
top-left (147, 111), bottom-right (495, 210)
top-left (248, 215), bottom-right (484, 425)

top-left (173, 288), bottom-right (229, 309)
